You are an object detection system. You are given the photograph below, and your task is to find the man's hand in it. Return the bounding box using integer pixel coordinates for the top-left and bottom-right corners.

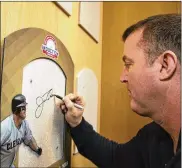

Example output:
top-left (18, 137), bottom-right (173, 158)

top-left (28, 137), bottom-right (42, 156)
top-left (58, 93), bottom-right (85, 128)
top-left (36, 147), bottom-right (42, 156)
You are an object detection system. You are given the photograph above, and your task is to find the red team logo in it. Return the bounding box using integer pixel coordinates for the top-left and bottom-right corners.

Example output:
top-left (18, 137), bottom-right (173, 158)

top-left (42, 35), bottom-right (59, 59)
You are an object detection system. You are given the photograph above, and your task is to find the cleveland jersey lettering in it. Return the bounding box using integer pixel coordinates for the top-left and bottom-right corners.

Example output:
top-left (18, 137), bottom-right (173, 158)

top-left (7, 138), bottom-right (24, 150)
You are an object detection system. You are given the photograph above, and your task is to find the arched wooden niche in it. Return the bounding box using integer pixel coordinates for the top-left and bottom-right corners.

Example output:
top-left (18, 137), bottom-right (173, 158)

top-left (1, 28), bottom-right (74, 168)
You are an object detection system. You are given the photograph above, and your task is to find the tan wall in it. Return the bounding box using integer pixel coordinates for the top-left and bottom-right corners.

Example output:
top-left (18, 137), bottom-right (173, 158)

top-left (176, 1), bottom-right (181, 13)
top-left (1, 1), bottom-right (181, 168)
top-left (101, 1), bottom-right (180, 143)
top-left (1, 2), bottom-right (103, 167)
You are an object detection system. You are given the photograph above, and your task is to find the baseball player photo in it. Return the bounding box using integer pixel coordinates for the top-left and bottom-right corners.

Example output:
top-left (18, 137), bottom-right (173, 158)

top-left (1, 94), bottom-right (42, 168)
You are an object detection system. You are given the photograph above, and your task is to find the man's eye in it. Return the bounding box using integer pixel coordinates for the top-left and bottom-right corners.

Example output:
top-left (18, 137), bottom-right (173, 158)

top-left (124, 63), bottom-right (132, 69)
top-left (21, 107), bottom-right (26, 111)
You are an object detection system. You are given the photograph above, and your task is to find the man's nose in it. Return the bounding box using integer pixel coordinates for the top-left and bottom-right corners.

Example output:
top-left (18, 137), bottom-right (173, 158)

top-left (120, 69), bottom-right (128, 83)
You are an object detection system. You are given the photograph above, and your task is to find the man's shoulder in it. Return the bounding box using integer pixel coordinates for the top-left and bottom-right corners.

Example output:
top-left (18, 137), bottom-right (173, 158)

top-left (1, 115), bottom-right (12, 133)
top-left (1, 115), bottom-right (12, 127)
top-left (22, 119), bottom-right (29, 125)
top-left (138, 121), bottom-right (167, 139)
top-left (142, 121), bottom-right (160, 130)
top-left (21, 119), bottom-right (31, 129)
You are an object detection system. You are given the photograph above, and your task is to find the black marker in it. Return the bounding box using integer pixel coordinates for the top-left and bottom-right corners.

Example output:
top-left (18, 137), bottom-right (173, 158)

top-left (50, 94), bottom-right (84, 110)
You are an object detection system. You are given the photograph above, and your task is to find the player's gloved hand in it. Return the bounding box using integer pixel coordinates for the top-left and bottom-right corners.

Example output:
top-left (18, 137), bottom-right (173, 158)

top-left (36, 147), bottom-right (42, 155)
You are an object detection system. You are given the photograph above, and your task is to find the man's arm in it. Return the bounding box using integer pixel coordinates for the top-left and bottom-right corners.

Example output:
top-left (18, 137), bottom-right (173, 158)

top-left (23, 121), bottom-right (42, 155)
top-left (60, 94), bottom-right (144, 168)
top-left (27, 137), bottom-right (42, 155)
top-left (70, 117), bottom-right (143, 168)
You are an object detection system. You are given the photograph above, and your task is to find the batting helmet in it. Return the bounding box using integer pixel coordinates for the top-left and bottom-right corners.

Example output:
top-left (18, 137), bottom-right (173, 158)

top-left (12, 94), bottom-right (28, 113)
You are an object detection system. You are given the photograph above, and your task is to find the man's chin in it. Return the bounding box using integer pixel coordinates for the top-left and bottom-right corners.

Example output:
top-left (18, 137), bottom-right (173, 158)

top-left (133, 110), bottom-right (149, 117)
top-left (21, 115), bottom-right (26, 120)
top-left (130, 100), bottom-right (149, 117)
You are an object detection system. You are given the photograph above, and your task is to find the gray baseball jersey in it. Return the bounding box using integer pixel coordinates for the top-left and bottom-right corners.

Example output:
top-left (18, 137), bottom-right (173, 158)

top-left (1, 114), bottom-right (33, 168)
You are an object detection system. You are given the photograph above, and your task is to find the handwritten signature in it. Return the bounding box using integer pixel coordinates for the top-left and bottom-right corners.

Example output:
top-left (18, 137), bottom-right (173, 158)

top-left (35, 89), bottom-right (53, 118)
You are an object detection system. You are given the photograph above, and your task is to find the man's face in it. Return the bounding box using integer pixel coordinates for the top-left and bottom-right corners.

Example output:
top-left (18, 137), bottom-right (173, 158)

top-left (17, 106), bottom-right (27, 120)
top-left (120, 29), bottom-right (160, 117)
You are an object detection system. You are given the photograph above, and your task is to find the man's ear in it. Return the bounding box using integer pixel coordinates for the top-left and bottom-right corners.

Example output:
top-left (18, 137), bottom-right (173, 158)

top-left (159, 51), bottom-right (177, 81)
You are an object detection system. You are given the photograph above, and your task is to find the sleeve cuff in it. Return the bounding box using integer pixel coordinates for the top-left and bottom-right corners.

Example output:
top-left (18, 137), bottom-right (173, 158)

top-left (70, 117), bottom-right (94, 136)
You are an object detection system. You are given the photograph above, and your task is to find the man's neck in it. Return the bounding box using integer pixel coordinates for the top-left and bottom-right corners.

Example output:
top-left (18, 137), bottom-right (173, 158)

top-left (13, 114), bottom-right (22, 129)
top-left (153, 96), bottom-right (180, 154)
top-left (161, 114), bottom-right (180, 154)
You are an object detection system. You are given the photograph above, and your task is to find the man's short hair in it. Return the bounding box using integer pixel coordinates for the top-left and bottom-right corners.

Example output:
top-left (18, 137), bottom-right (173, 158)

top-left (122, 14), bottom-right (181, 65)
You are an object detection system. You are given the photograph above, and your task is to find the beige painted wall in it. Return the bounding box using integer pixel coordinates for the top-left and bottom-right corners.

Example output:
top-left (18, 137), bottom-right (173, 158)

top-left (1, 2), bottom-right (103, 167)
top-left (101, 1), bottom-right (180, 143)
